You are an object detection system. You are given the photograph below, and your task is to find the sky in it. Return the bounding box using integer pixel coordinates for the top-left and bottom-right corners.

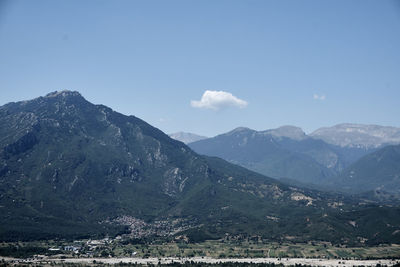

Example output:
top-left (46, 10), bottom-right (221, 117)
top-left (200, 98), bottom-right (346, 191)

top-left (0, 0), bottom-right (399, 137)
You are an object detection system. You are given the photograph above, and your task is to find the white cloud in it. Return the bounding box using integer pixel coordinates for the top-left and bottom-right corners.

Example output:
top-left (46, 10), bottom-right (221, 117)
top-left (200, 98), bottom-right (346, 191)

top-left (313, 94), bottom-right (326, 100)
top-left (191, 90), bottom-right (248, 110)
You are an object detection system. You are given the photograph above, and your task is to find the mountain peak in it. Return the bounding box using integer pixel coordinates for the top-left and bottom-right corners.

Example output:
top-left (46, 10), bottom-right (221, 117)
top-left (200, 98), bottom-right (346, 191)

top-left (226, 127), bottom-right (253, 135)
top-left (45, 90), bottom-right (82, 98)
top-left (263, 125), bottom-right (306, 140)
top-left (169, 132), bottom-right (208, 144)
top-left (1, 90), bottom-right (88, 113)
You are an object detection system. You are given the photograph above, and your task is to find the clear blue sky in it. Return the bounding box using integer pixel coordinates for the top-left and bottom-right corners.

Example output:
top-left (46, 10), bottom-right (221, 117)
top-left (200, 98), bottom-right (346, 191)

top-left (1, 0), bottom-right (399, 137)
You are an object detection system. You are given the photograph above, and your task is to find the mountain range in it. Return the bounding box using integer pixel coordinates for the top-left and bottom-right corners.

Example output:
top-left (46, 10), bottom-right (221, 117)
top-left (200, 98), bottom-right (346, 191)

top-left (189, 127), bottom-right (370, 185)
top-left (189, 125), bottom-right (400, 193)
top-left (1, 91), bottom-right (400, 245)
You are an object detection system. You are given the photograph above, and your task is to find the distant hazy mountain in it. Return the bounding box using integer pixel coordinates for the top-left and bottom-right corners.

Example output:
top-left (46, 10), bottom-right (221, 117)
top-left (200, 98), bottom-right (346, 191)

top-left (331, 144), bottom-right (400, 194)
top-left (189, 126), bottom-right (372, 185)
top-left (169, 132), bottom-right (207, 144)
top-left (264, 125), bottom-right (307, 140)
top-left (311, 123), bottom-right (400, 149)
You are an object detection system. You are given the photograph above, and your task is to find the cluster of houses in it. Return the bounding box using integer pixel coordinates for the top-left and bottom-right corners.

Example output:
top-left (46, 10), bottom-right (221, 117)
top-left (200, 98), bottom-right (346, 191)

top-left (45, 236), bottom-right (142, 258)
top-left (113, 215), bottom-right (195, 238)
top-left (47, 238), bottom-right (111, 255)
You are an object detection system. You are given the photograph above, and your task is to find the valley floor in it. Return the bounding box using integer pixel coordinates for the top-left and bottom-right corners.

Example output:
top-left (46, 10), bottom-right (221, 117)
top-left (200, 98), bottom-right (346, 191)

top-left (1, 256), bottom-right (400, 266)
top-left (1, 240), bottom-right (400, 266)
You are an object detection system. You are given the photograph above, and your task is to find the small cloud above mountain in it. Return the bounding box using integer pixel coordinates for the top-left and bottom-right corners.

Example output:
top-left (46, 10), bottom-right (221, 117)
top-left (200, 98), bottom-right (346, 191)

top-left (191, 90), bottom-right (248, 110)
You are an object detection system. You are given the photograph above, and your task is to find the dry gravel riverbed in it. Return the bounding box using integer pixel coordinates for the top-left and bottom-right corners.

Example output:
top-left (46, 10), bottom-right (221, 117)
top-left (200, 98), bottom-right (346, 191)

top-left (2, 256), bottom-right (400, 266)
